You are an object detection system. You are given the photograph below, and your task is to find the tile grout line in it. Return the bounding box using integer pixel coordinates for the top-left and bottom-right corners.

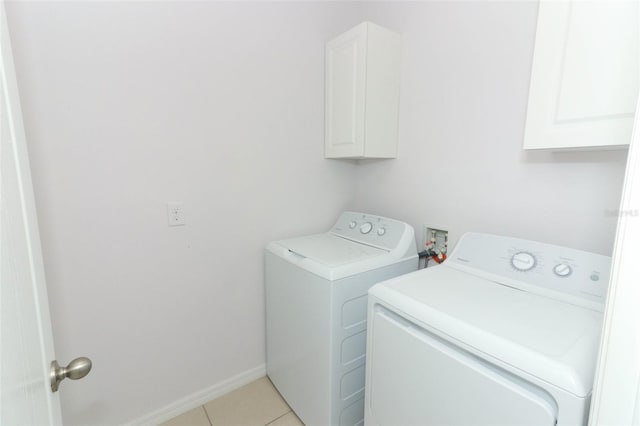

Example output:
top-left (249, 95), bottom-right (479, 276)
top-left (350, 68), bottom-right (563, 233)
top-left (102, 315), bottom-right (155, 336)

top-left (201, 405), bottom-right (214, 426)
top-left (264, 410), bottom-right (293, 426)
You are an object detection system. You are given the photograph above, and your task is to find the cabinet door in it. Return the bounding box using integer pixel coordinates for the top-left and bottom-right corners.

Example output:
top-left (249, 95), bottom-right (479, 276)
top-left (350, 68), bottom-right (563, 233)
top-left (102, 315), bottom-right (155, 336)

top-left (524, 1), bottom-right (639, 150)
top-left (325, 24), bottom-right (367, 158)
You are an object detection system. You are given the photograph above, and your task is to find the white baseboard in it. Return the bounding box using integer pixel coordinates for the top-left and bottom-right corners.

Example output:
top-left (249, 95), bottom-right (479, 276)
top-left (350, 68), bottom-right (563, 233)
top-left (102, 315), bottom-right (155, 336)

top-left (125, 364), bottom-right (267, 426)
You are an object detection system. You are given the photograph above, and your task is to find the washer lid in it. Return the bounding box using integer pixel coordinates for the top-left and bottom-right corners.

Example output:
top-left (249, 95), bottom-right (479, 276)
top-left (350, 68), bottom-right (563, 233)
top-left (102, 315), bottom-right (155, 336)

top-left (279, 233), bottom-right (387, 266)
top-left (267, 233), bottom-right (396, 280)
top-left (369, 265), bottom-right (604, 398)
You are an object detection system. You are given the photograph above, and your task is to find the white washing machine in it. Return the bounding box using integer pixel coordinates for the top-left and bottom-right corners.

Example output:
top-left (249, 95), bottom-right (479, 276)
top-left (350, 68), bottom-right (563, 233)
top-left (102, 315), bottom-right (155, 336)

top-left (365, 232), bottom-right (611, 426)
top-left (266, 211), bottom-right (418, 426)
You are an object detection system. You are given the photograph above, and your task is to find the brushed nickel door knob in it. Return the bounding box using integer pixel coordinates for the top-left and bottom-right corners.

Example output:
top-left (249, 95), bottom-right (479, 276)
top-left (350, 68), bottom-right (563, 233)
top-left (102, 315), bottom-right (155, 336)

top-left (50, 357), bottom-right (92, 392)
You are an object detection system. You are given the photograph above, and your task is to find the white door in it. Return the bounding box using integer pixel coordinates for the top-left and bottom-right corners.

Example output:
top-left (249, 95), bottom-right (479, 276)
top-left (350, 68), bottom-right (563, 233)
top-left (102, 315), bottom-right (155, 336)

top-left (1, 2), bottom-right (62, 424)
top-left (589, 77), bottom-right (640, 425)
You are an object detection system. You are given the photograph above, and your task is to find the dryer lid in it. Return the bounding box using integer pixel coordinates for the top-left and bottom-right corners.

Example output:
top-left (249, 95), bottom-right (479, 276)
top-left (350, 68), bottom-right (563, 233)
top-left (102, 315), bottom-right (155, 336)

top-left (369, 265), bottom-right (603, 398)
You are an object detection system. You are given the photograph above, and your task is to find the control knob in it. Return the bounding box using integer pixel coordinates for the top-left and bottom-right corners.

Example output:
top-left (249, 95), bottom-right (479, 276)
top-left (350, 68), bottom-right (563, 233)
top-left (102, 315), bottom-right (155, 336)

top-left (511, 252), bottom-right (536, 271)
top-left (360, 222), bottom-right (373, 234)
top-left (554, 263), bottom-right (572, 277)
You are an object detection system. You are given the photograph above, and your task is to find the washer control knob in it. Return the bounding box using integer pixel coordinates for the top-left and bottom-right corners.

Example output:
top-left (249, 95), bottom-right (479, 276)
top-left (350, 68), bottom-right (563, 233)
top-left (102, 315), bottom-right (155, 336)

top-left (348, 221), bottom-right (357, 229)
top-left (554, 263), bottom-right (572, 277)
top-left (511, 252), bottom-right (536, 271)
top-left (360, 222), bottom-right (373, 234)
top-left (377, 227), bottom-right (386, 236)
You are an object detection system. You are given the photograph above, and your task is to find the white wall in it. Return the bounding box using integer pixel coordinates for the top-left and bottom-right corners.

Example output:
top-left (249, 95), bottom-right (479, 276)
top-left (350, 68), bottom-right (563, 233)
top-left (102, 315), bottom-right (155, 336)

top-left (5, 1), bottom-right (629, 425)
top-left (354, 1), bottom-right (628, 255)
top-left (5, 2), bottom-right (362, 424)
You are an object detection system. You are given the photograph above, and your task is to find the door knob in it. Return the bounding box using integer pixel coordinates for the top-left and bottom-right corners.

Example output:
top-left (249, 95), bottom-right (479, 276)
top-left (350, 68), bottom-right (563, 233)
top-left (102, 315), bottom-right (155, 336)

top-left (50, 357), bottom-right (92, 392)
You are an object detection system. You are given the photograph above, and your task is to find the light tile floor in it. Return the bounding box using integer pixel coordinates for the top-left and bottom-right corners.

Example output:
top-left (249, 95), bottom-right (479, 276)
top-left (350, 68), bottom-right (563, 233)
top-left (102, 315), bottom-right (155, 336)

top-left (160, 377), bottom-right (304, 426)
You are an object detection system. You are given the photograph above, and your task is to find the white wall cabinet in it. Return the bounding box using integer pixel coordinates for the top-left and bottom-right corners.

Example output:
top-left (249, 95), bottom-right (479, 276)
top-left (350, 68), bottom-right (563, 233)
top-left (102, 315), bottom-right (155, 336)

top-left (325, 22), bottom-right (401, 159)
top-left (524, 1), bottom-right (639, 150)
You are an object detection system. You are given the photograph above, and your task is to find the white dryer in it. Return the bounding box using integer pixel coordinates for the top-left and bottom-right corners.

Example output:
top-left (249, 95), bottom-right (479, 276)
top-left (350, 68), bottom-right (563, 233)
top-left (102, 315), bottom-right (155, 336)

top-left (365, 232), bottom-right (611, 426)
top-left (266, 211), bottom-right (418, 426)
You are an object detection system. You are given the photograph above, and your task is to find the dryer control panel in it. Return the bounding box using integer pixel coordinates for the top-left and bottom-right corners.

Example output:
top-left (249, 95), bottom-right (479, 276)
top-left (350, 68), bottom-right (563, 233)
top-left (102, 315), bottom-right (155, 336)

top-left (446, 232), bottom-right (611, 311)
top-left (331, 211), bottom-right (414, 253)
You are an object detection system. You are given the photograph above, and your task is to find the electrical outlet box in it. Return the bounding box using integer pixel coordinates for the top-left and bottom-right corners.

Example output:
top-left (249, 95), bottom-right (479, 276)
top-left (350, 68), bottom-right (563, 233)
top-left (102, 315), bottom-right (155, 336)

top-left (167, 202), bottom-right (185, 226)
top-left (423, 225), bottom-right (448, 255)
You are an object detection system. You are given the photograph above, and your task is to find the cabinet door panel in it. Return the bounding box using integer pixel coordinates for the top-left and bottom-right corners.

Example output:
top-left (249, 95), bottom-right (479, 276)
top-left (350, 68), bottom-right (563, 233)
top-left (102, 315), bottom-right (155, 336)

top-left (557, 2), bottom-right (638, 121)
top-left (325, 25), bottom-right (366, 158)
top-left (524, 1), bottom-right (638, 150)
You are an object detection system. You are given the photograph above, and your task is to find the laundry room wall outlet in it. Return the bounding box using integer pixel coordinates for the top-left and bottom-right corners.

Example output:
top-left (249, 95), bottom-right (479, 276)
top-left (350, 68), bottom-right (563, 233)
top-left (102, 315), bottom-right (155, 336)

top-left (167, 202), bottom-right (185, 226)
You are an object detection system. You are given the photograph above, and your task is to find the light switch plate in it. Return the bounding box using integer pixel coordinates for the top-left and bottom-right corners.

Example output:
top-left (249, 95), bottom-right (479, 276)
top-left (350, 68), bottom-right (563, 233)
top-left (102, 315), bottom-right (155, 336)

top-left (167, 202), bottom-right (185, 226)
